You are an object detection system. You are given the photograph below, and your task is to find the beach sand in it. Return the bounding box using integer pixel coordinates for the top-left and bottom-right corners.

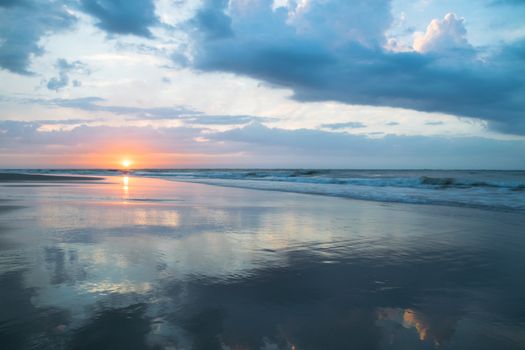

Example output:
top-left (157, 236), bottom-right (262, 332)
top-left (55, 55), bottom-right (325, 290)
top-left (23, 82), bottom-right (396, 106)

top-left (0, 172), bottom-right (103, 182)
top-left (0, 174), bottom-right (524, 349)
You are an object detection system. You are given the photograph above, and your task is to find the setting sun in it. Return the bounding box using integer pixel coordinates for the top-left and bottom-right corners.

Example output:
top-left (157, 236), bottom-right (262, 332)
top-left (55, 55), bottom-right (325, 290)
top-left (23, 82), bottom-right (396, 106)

top-left (121, 159), bottom-right (132, 168)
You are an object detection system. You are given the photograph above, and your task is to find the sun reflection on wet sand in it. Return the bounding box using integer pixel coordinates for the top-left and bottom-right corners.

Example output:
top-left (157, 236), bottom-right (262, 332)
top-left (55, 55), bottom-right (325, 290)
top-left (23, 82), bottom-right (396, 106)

top-left (122, 176), bottom-right (129, 202)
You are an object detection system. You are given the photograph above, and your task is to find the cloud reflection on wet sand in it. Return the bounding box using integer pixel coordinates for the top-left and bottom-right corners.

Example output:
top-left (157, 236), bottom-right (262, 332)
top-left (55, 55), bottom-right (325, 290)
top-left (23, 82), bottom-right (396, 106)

top-left (0, 176), bottom-right (524, 349)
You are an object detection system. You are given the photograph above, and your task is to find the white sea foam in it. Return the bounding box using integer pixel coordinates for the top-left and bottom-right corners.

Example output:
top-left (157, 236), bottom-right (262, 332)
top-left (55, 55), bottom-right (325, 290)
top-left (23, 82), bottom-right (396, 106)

top-left (135, 169), bottom-right (525, 211)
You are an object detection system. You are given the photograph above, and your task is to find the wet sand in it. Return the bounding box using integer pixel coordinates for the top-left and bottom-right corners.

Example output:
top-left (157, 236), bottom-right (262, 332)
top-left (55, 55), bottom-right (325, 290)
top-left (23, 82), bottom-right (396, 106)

top-left (0, 172), bottom-right (103, 182)
top-left (0, 175), bottom-right (524, 349)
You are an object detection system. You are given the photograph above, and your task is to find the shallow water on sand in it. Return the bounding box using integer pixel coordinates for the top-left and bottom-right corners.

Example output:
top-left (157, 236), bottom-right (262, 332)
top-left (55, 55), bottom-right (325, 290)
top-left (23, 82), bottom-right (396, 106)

top-left (0, 176), bottom-right (524, 349)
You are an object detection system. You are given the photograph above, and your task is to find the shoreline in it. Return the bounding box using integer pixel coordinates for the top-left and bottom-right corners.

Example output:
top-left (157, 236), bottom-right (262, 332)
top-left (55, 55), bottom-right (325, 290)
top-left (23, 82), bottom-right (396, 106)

top-left (159, 177), bottom-right (525, 214)
top-left (1, 171), bottom-right (524, 214)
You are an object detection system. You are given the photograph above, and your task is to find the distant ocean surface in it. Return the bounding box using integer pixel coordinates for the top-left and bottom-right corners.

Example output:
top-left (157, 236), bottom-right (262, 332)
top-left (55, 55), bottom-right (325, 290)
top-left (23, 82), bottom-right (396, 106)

top-left (5, 169), bottom-right (525, 211)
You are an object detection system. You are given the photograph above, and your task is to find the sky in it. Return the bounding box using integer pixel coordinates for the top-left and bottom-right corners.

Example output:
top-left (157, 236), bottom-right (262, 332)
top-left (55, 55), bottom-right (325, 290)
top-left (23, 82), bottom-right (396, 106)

top-left (0, 0), bottom-right (524, 169)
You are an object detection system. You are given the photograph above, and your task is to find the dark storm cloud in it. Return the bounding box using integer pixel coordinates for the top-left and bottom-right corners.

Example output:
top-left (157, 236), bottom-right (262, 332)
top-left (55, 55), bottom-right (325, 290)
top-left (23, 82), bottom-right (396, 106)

top-left (192, 0), bottom-right (233, 40)
top-left (0, 0), bottom-right (77, 74)
top-left (184, 0), bottom-right (525, 134)
top-left (0, 0), bottom-right (18, 7)
top-left (79, 0), bottom-right (159, 38)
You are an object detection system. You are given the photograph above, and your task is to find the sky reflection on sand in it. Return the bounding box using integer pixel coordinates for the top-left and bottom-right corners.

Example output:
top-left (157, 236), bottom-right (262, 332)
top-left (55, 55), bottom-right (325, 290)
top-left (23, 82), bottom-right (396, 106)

top-left (0, 176), bottom-right (524, 349)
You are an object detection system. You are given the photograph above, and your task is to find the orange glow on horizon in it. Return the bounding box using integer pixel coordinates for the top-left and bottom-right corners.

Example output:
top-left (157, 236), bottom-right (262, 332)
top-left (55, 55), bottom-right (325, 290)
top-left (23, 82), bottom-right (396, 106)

top-left (4, 147), bottom-right (242, 168)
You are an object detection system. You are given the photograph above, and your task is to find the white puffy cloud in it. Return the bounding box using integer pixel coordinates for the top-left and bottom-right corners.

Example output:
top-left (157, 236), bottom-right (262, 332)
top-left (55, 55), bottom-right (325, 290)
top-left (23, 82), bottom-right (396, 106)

top-left (272, 0), bottom-right (310, 23)
top-left (413, 13), bottom-right (471, 53)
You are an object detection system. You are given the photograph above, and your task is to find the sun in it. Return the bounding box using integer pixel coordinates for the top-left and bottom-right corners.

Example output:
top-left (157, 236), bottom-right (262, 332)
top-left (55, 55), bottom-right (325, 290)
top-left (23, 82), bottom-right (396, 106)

top-left (121, 159), bottom-right (132, 168)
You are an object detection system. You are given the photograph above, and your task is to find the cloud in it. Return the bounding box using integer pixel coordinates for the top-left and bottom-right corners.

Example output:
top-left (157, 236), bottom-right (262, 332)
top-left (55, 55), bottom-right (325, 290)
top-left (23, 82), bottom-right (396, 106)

top-left (424, 121), bottom-right (444, 126)
top-left (33, 97), bottom-right (197, 119)
top-left (79, 0), bottom-right (159, 37)
top-left (191, 0), bottom-right (233, 40)
top-left (184, 115), bottom-right (277, 126)
top-left (490, 0), bottom-right (525, 6)
top-left (181, 1), bottom-right (525, 134)
top-left (1, 121), bottom-right (524, 168)
top-left (413, 13), bottom-right (472, 54)
top-left (0, 0), bottom-right (77, 74)
top-left (209, 123), bottom-right (525, 168)
top-left (1, 0), bottom-right (524, 137)
top-left (0, 120), bottom-right (210, 154)
top-left (321, 122), bottom-right (366, 130)
top-left (46, 58), bottom-right (89, 91)
top-left (271, 0), bottom-right (392, 46)
top-left (0, 0), bottom-right (18, 7)
top-left (23, 97), bottom-right (274, 126)
top-left (500, 37), bottom-right (525, 61)
top-left (33, 118), bottom-right (97, 125)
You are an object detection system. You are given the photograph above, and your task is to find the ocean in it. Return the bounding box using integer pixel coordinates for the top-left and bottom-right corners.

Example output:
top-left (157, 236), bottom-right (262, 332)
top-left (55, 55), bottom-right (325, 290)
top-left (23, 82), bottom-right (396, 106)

top-left (4, 169), bottom-right (525, 211)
